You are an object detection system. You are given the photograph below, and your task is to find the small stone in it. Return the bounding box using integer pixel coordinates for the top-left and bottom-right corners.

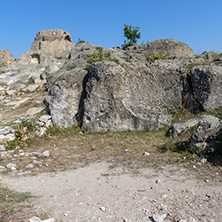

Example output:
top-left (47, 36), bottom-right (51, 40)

top-left (29, 152), bottom-right (41, 157)
top-left (6, 163), bottom-right (16, 170)
top-left (42, 150), bottom-right (50, 158)
top-left (193, 165), bottom-right (196, 169)
top-left (201, 158), bottom-right (207, 164)
top-left (29, 216), bottom-right (42, 222)
top-left (189, 217), bottom-right (196, 222)
top-left (205, 179), bottom-right (209, 183)
top-left (0, 145), bottom-right (6, 152)
top-left (152, 214), bottom-right (167, 222)
top-left (38, 115), bottom-right (51, 123)
top-left (0, 166), bottom-right (7, 172)
top-left (24, 84), bottom-right (40, 92)
top-left (155, 179), bottom-right (161, 184)
top-left (25, 163), bottom-right (34, 169)
top-left (179, 220), bottom-right (187, 222)
top-left (143, 152), bottom-right (150, 156)
top-left (0, 126), bottom-right (13, 135)
top-left (5, 89), bottom-right (16, 96)
top-left (100, 206), bottom-right (106, 212)
top-left (206, 194), bottom-right (211, 198)
top-left (162, 194), bottom-right (168, 199)
top-left (33, 160), bottom-right (42, 166)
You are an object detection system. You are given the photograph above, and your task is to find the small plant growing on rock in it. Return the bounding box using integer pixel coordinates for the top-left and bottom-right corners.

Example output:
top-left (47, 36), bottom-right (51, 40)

top-left (67, 65), bottom-right (76, 71)
top-left (147, 49), bottom-right (169, 63)
top-left (76, 38), bottom-right (85, 44)
top-left (85, 47), bottom-right (124, 70)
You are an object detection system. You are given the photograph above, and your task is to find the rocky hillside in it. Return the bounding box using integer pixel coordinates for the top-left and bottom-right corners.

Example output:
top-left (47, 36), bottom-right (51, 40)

top-left (0, 29), bottom-right (222, 151)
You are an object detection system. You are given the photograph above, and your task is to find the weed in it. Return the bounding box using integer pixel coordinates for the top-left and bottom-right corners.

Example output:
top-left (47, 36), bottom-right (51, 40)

top-left (6, 119), bottom-right (36, 150)
top-left (76, 38), bottom-right (86, 44)
top-left (160, 104), bottom-right (180, 122)
top-left (104, 52), bottom-right (111, 58)
top-left (85, 64), bottom-right (91, 71)
top-left (7, 206), bottom-right (15, 212)
top-left (67, 65), bottom-right (76, 71)
top-left (45, 124), bottom-right (81, 137)
top-left (200, 106), bottom-right (222, 119)
top-left (147, 49), bottom-right (169, 63)
top-left (110, 59), bottom-right (124, 67)
top-left (85, 47), bottom-right (124, 70)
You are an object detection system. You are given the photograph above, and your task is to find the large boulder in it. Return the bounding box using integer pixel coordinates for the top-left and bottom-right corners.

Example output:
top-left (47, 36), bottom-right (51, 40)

top-left (44, 68), bottom-right (87, 127)
top-left (0, 50), bottom-right (15, 67)
top-left (81, 60), bottom-right (186, 131)
top-left (190, 115), bottom-right (222, 150)
top-left (147, 39), bottom-right (194, 58)
top-left (190, 65), bottom-right (222, 111)
top-left (125, 39), bottom-right (193, 63)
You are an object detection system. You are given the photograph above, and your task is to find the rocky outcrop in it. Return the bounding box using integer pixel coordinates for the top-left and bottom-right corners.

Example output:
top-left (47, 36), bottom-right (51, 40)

top-left (0, 50), bottom-right (15, 67)
top-left (80, 60), bottom-right (185, 131)
top-left (1, 29), bottom-right (222, 136)
top-left (43, 38), bottom-right (222, 132)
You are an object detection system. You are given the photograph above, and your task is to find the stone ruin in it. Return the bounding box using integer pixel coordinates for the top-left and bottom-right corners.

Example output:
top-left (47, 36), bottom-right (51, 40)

top-left (18, 29), bottom-right (75, 67)
top-left (31, 29), bottom-right (73, 50)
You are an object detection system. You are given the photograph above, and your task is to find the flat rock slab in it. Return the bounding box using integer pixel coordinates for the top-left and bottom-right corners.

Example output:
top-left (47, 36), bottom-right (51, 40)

top-left (26, 107), bottom-right (44, 116)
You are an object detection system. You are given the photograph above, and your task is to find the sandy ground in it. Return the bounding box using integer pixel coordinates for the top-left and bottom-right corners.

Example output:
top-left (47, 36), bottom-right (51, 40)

top-left (1, 161), bottom-right (222, 222)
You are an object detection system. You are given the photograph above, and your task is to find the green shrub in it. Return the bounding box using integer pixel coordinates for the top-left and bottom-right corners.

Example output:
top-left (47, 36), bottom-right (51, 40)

top-left (104, 52), bottom-right (111, 58)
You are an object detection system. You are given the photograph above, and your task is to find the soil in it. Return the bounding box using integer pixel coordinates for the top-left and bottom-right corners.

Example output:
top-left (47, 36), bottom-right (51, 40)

top-left (1, 159), bottom-right (222, 222)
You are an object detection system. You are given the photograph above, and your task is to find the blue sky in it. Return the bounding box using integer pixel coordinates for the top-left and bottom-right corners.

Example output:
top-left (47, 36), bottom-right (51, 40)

top-left (1, 0), bottom-right (222, 58)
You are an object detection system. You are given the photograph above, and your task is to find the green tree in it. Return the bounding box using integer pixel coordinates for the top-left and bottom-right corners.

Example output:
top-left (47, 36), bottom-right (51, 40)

top-left (122, 24), bottom-right (141, 50)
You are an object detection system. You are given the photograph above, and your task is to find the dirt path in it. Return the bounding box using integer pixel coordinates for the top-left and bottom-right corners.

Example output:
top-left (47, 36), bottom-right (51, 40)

top-left (1, 161), bottom-right (222, 222)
